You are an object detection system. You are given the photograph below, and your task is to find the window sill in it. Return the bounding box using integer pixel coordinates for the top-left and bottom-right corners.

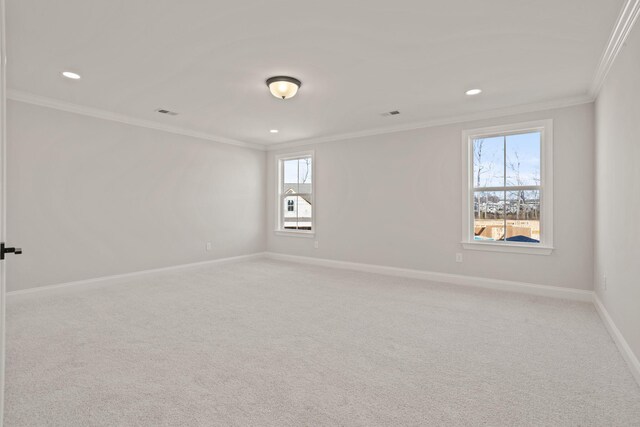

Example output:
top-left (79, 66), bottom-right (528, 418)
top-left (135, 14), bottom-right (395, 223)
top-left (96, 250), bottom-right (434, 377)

top-left (462, 241), bottom-right (553, 255)
top-left (274, 230), bottom-right (315, 238)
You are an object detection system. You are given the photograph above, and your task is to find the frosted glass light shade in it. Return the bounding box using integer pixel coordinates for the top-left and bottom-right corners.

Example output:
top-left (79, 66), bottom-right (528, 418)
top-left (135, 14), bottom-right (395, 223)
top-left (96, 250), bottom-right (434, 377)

top-left (266, 76), bottom-right (301, 100)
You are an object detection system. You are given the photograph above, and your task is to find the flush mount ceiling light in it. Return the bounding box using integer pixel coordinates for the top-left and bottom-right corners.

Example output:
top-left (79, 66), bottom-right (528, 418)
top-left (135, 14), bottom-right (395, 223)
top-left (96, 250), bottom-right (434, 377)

top-left (62, 71), bottom-right (81, 80)
top-left (465, 88), bottom-right (482, 96)
top-left (270, 129), bottom-right (279, 133)
top-left (266, 76), bottom-right (301, 100)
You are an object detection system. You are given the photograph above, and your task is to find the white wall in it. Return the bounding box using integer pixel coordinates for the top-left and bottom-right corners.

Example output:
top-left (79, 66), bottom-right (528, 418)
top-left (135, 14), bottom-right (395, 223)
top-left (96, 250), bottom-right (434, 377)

top-left (594, 23), bottom-right (640, 363)
top-left (267, 103), bottom-right (595, 290)
top-left (6, 96), bottom-right (598, 295)
top-left (6, 100), bottom-right (266, 291)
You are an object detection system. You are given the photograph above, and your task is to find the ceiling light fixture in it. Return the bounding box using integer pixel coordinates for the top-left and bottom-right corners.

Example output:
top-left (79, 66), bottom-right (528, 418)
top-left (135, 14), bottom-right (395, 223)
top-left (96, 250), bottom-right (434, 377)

top-left (465, 88), bottom-right (482, 96)
top-left (266, 76), bottom-right (301, 100)
top-left (62, 71), bottom-right (81, 80)
top-left (270, 129), bottom-right (279, 133)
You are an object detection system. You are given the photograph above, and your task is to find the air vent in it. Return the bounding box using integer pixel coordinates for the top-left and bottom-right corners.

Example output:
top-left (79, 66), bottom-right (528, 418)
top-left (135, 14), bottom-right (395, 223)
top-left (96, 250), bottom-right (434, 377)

top-left (381, 110), bottom-right (400, 117)
top-left (155, 108), bottom-right (179, 116)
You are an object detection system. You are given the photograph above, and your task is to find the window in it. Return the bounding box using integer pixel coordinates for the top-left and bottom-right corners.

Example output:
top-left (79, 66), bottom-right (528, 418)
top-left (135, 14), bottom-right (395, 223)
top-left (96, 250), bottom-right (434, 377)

top-left (462, 120), bottom-right (553, 254)
top-left (276, 152), bottom-right (314, 235)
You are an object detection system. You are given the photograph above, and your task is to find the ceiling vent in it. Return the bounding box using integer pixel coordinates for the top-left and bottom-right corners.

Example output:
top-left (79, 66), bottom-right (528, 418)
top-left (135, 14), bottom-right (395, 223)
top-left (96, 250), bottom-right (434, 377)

top-left (155, 108), bottom-right (179, 116)
top-left (381, 110), bottom-right (400, 117)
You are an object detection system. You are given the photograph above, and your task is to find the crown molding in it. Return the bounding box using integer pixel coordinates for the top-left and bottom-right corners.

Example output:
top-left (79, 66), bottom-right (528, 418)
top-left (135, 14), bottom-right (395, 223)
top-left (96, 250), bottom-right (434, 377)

top-left (7, 89), bottom-right (266, 151)
top-left (266, 94), bottom-right (594, 151)
top-left (6, 89), bottom-right (595, 154)
top-left (590, 0), bottom-right (640, 98)
top-left (7, 1), bottom-right (636, 153)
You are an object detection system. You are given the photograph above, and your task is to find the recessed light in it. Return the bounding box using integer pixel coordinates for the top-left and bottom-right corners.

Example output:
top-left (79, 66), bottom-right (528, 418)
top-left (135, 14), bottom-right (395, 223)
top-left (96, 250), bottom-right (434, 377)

top-left (62, 71), bottom-right (81, 80)
top-left (155, 108), bottom-right (179, 116)
top-left (270, 129), bottom-right (279, 134)
top-left (465, 89), bottom-right (482, 96)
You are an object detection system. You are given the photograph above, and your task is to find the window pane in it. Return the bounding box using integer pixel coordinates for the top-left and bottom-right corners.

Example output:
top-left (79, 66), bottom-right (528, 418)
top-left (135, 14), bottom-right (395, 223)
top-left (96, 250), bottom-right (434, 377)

top-left (283, 195), bottom-right (298, 229)
top-left (283, 159), bottom-right (299, 193)
top-left (295, 195), bottom-right (312, 230)
top-left (473, 136), bottom-right (504, 188)
top-left (506, 190), bottom-right (540, 243)
top-left (506, 132), bottom-right (541, 187)
top-left (281, 156), bottom-right (313, 232)
top-left (283, 195), bottom-right (312, 230)
top-left (298, 157), bottom-right (312, 184)
top-left (297, 158), bottom-right (312, 196)
top-left (473, 191), bottom-right (505, 241)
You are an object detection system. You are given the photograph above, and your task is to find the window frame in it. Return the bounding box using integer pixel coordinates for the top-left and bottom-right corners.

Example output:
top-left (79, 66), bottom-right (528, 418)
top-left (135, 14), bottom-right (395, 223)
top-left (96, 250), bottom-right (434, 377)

top-left (461, 120), bottom-right (554, 255)
top-left (275, 151), bottom-right (315, 237)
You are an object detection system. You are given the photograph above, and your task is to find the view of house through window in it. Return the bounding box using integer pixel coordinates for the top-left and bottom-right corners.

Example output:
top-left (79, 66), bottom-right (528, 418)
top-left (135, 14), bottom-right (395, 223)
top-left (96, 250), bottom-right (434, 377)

top-left (473, 131), bottom-right (541, 243)
top-left (279, 155), bottom-right (313, 231)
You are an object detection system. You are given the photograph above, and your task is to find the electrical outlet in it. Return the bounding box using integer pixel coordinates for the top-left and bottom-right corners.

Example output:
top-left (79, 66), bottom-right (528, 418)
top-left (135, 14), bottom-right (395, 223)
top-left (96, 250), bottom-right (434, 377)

top-left (206, 242), bottom-right (212, 251)
top-left (456, 253), bottom-right (463, 263)
top-left (314, 241), bottom-right (319, 249)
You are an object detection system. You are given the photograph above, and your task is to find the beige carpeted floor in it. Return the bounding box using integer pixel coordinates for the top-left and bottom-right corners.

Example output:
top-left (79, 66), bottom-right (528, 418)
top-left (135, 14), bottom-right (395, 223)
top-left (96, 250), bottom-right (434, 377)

top-left (5, 259), bottom-right (640, 426)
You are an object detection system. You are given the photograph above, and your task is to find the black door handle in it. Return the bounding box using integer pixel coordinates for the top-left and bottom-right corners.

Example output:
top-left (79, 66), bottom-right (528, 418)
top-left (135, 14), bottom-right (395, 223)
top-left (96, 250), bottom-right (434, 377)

top-left (0, 243), bottom-right (23, 260)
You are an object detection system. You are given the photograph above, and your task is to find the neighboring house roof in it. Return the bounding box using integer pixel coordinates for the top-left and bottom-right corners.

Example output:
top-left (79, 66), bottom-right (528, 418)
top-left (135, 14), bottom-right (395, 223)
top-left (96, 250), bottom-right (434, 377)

top-left (283, 183), bottom-right (312, 193)
top-left (284, 184), bottom-right (312, 205)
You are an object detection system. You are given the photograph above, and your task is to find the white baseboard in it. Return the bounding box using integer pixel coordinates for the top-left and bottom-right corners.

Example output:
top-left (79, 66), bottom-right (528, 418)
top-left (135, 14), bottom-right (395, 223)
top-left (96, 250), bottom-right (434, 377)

top-left (265, 252), bottom-right (640, 385)
top-left (593, 294), bottom-right (640, 386)
top-left (264, 252), bottom-right (594, 302)
top-left (7, 252), bottom-right (267, 297)
top-left (9, 249), bottom-right (594, 302)
top-left (9, 251), bottom-right (639, 387)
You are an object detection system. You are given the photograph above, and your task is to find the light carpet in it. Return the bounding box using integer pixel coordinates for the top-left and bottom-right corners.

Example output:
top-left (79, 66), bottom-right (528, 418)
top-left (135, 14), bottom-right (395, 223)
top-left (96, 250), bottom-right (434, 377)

top-left (5, 259), bottom-right (640, 426)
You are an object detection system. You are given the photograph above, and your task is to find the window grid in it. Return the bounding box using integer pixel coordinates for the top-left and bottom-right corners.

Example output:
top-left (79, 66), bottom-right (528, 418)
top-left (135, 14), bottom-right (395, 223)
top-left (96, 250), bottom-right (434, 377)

top-left (471, 131), bottom-right (542, 245)
top-left (277, 153), bottom-right (313, 233)
top-left (462, 120), bottom-right (553, 254)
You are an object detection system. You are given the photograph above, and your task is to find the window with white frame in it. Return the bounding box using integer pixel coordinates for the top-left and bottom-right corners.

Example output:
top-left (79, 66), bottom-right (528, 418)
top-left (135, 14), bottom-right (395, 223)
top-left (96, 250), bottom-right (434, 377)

top-left (462, 120), bottom-right (553, 254)
top-left (277, 153), bottom-right (314, 233)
